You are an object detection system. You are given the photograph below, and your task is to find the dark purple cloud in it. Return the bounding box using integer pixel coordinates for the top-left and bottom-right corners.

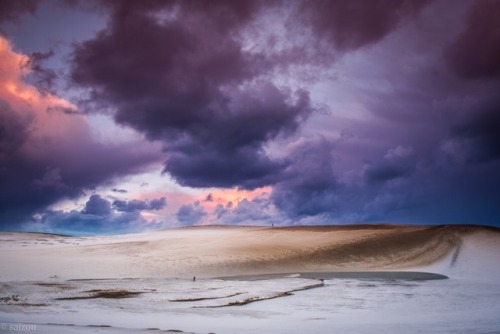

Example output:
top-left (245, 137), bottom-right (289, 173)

top-left (0, 0), bottom-right (37, 25)
top-left (0, 130), bottom-right (159, 229)
top-left (271, 138), bottom-right (339, 218)
top-left (98, 0), bottom-right (268, 31)
top-left (32, 209), bottom-right (145, 235)
top-left (300, 0), bottom-right (432, 51)
top-left (0, 99), bottom-right (29, 159)
top-left (70, 0), bottom-right (312, 190)
top-left (215, 195), bottom-right (282, 226)
top-left (176, 201), bottom-right (207, 226)
top-left (268, 128), bottom-right (500, 225)
top-left (67, 0), bottom-right (436, 199)
top-left (364, 163), bottom-right (412, 185)
top-left (266, 138), bottom-right (411, 222)
top-left (82, 194), bottom-right (112, 216)
top-left (29, 194), bottom-right (163, 235)
top-left (65, 0), bottom-right (500, 228)
top-left (445, 0), bottom-right (500, 79)
top-left (364, 147), bottom-right (416, 185)
top-left (0, 97), bottom-right (63, 226)
top-left (448, 104), bottom-right (500, 164)
top-left (113, 197), bottom-right (166, 213)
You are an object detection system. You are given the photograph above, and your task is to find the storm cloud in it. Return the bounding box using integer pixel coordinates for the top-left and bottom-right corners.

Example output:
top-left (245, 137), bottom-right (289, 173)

top-left (66, 0), bottom-right (500, 227)
top-left (448, 105), bottom-right (500, 164)
top-left (70, 0), bottom-right (312, 189)
top-left (1, 0), bottom-right (500, 232)
top-left (0, 0), bottom-right (37, 25)
top-left (445, 0), bottom-right (500, 79)
top-left (271, 138), bottom-right (339, 218)
top-left (300, 0), bottom-right (432, 51)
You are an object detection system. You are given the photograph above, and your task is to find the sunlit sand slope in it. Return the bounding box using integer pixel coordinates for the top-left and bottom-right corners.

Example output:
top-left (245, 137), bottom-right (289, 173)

top-left (0, 225), bottom-right (498, 280)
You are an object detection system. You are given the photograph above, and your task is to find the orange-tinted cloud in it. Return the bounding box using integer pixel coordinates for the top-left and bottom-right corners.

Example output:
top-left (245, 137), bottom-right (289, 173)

top-left (0, 36), bottom-right (161, 229)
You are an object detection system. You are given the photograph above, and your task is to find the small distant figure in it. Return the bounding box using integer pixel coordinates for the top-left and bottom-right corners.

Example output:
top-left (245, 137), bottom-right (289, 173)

top-left (193, 276), bottom-right (196, 282)
top-left (272, 223), bottom-right (274, 227)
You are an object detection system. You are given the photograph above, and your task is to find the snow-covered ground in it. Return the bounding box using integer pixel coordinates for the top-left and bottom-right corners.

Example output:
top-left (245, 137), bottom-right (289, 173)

top-left (1, 225), bottom-right (499, 333)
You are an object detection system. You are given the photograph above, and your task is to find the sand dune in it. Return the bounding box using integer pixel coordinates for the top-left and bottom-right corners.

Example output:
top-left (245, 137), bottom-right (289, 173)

top-left (2, 225), bottom-right (500, 334)
top-left (1, 224), bottom-right (498, 280)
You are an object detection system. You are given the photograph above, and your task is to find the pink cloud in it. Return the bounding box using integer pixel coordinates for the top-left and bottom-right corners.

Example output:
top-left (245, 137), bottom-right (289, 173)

top-left (0, 36), bottom-right (162, 229)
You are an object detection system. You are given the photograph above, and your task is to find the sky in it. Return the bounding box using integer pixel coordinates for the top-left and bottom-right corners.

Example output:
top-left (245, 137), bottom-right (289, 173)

top-left (0, 0), bottom-right (499, 234)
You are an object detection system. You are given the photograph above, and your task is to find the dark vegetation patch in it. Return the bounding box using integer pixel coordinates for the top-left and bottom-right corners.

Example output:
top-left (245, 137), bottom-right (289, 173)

top-left (15, 303), bottom-right (48, 307)
top-left (56, 289), bottom-right (142, 300)
top-left (169, 292), bottom-right (243, 302)
top-left (34, 282), bottom-right (75, 290)
top-left (197, 281), bottom-right (324, 308)
top-left (145, 329), bottom-right (185, 333)
top-left (201, 292), bottom-right (293, 308)
top-left (0, 295), bottom-right (20, 303)
top-left (0, 295), bottom-right (48, 307)
top-left (88, 324), bottom-right (112, 328)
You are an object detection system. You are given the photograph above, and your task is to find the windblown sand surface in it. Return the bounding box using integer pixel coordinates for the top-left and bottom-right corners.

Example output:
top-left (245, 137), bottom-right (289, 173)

top-left (0, 224), bottom-right (496, 280)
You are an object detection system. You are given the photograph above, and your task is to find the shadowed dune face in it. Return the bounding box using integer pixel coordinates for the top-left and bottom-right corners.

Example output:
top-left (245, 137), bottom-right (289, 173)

top-left (301, 226), bottom-right (461, 267)
top-left (191, 226), bottom-right (463, 276)
top-left (0, 225), bottom-right (497, 280)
